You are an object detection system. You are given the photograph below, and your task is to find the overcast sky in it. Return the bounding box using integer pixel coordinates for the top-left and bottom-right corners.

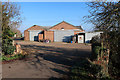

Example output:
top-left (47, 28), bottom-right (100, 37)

top-left (18, 2), bottom-right (94, 33)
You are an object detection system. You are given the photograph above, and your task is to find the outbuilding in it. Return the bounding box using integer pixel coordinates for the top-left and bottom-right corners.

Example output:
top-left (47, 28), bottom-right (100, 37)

top-left (24, 21), bottom-right (85, 43)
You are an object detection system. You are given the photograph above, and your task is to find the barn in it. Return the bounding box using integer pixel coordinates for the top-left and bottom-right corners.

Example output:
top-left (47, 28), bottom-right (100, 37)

top-left (24, 25), bottom-right (45, 41)
top-left (24, 21), bottom-right (85, 43)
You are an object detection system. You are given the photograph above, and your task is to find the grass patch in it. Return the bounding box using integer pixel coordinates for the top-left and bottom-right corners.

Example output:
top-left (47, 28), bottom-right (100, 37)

top-left (70, 58), bottom-right (114, 80)
top-left (1, 54), bottom-right (27, 61)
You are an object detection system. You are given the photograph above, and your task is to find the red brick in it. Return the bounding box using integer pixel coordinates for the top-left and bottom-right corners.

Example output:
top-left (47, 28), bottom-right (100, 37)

top-left (44, 31), bottom-right (54, 42)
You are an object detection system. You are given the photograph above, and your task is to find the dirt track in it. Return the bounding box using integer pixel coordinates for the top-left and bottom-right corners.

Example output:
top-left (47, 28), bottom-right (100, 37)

top-left (2, 41), bottom-right (91, 79)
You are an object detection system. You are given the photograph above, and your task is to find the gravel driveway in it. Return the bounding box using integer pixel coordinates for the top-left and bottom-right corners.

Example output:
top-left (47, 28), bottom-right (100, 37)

top-left (2, 41), bottom-right (91, 79)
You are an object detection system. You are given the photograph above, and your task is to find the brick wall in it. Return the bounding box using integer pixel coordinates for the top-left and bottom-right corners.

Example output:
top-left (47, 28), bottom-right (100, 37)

top-left (50, 21), bottom-right (78, 30)
top-left (24, 25), bottom-right (45, 41)
top-left (38, 34), bottom-right (43, 41)
top-left (24, 30), bottom-right (29, 41)
top-left (44, 31), bottom-right (54, 42)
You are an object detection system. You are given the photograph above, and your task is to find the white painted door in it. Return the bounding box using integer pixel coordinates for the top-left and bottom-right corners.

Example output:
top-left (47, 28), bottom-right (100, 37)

top-left (78, 35), bottom-right (84, 43)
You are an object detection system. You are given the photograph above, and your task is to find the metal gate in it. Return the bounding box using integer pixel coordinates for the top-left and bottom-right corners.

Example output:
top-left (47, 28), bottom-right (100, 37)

top-left (54, 30), bottom-right (74, 42)
top-left (29, 30), bottom-right (42, 41)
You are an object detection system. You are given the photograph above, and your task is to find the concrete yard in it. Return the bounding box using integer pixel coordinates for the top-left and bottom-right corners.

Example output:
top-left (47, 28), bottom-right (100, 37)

top-left (2, 41), bottom-right (91, 79)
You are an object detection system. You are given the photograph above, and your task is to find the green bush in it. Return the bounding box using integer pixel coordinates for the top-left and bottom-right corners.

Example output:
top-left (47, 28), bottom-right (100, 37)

top-left (90, 35), bottom-right (102, 61)
top-left (2, 44), bottom-right (15, 55)
top-left (91, 43), bottom-right (101, 60)
top-left (2, 28), bottom-right (15, 55)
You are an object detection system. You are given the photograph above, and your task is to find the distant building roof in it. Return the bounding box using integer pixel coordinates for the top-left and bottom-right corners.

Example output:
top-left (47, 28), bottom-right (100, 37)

top-left (25, 21), bottom-right (84, 31)
top-left (25, 25), bottom-right (45, 31)
top-left (40, 26), bottom-right (51, 30)
top-left (75, 26), bottom-right (84, 31)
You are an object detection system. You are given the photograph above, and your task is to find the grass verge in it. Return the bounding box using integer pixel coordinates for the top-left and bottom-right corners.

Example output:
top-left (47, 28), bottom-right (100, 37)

top-left (69, 58), bottom-right (114, 80)
top-left (1, 54), bottom-right (27, 61)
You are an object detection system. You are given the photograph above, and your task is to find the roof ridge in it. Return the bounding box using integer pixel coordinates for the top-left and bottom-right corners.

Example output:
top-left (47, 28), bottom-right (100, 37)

top-left (49, 21), bottom-right (79, 29)
top-left (26, 25), bottom-right (44, 31)
top-left (75, 25), bottom-right (84, 31)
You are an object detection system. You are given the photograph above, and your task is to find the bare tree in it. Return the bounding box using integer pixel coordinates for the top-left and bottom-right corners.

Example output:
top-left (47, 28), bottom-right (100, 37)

top-left (86, 1), bottom-right (120, 78)
top-left (2, 2), bottom-right (22, 55)
top-left (2, 2), bottom-right (22, 30)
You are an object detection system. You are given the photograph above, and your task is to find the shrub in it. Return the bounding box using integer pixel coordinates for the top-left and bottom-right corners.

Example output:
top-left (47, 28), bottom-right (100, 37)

top-left (70, 59), bottom-right (102, 80)
top-left (90, 35), bottom-right (101, 44)
top-left (2, 28), bottom-right (15, 55)
top-left (91, 46), bottom-right (101, 60)
top-left (2, 45), bottom-right (15, 55)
